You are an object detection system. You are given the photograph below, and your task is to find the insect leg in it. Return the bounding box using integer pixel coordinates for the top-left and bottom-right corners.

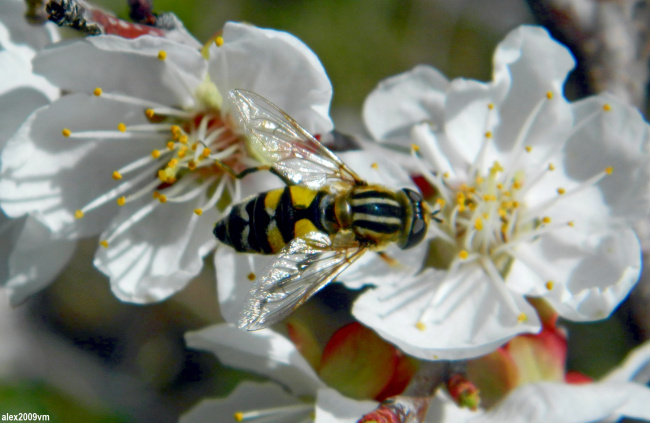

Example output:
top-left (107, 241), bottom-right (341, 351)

top-left (213, 159), bottom-right (294, 186)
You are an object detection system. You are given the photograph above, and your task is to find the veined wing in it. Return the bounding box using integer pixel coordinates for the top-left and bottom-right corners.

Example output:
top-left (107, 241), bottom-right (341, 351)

top-left (227, 89), bottom-right (364, 190)
top-left (238, 231), bottom-right (367, 331)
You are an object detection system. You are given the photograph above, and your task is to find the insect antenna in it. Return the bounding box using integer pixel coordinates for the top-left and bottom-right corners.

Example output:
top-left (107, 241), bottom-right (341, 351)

top-left (431, 209), bottom-right (443, 224)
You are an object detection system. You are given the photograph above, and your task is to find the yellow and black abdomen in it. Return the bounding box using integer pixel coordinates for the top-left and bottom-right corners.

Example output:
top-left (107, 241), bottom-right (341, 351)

top-left (214, 186), bottom-right (333, 254)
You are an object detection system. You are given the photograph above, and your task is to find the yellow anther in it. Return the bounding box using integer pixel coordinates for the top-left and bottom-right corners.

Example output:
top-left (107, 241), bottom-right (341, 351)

top-left (178, 134), bottom-right (188, 144)
top-left (157, 50), bottom-right (167, 60)
top-left (517, 313), bottom-right (528, 322)
top-left (496, 183), bottom-right (503, 190)
top-left (415, 321), bottom-right (426, 331)
top-left (546, 91), bottom-right (553, 100)
top-left (93, 87), bottom-right (102, 96)
top-left (167, 176), bottom-right (177, 184)
top-left (74, 209), bottom-right (84, 219)
top-left (545, 281), bottom-right (554, 290)
top-left (158, 194), bottom-right (167, 203)
top-left (117, 122), bottom-right (126, 132)
top-left (488, 103), bottom-right (495, 110)
top-left (512, 201), bottom-right (519, 208)
top-left (117, 196), bottom-right (126, 206)
top-left (485, 131), bottom-right (492, 139)
top-left (157, 169), bottom-right (167, 182)
top-left (491, 161), bottom-right (504, 173)
top-left (171, 125), bottom-right (181, 138)
top-left (145, 108), bottom-right (155, 119)
top-left (475, 176), bottom-right (484, 184)
top-left (191, 142), bottom-right (199, 151)
top-left (411, 143), bottom-right (420, 152)
top-left (112, 171), bottom-right (122, 180)
top-left (605, 166), bottom-right (613, 175)
top-left (459, 250), bottom-right (469, 260)
top-left (215, 36), bottom-right (224, 47)
top-left (100, 240), bottom-right (109, 248)
top-left (152, 191), bottom-right (160, 199)
top-left (501, 222), bottom-right (508, 233)
top-left (201, 147), bottom-right (211, 158)
top-left (371, 162), bottom-right (378, 169)
top-left (166, 141), bottom-right (175, 150)
top-left (498, 208), bottom-right (507, 218)
top-left (436, 198), bottom-right (446, 207)
top-left (62, 128), bottom-right (71, 137)
top-left (548, 163), bottom-right (555, 171)
top-left (151, 149), bottom-right (161, 159)
top-left (525, 145), bottom-right (532, 153)
top-left (167, 158), bottom-right (178, 168)
top-left (542, 216), bottom-right (551, 224)
top-left (443, 172), bottom-right (450, 178)
top-left (177, 149), bottom-right (187, 159)
top-left (194, 208), bottom-right (203, 216)
top-left (603, 103), bottom-right (612, 112)
top-left (247, 272), bottom-right (256, 281)
top-left (474, 218), bottom-right (483, 230)
top-left (568, 221), bottom-right (575, 227)
top-left (557, 187), bottom-right (566, 195)
top-left (188, 160), bottom-right (197, 170)
top-left (234, 412), bottom-right (244, 422)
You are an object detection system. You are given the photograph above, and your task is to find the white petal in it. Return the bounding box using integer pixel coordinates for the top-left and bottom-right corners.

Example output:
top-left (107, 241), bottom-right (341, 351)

top-left (3, 215), bottom-right (75, 304)
top-left (363, 65), bottom-right (449, 143)
top-left (185, 323), bottom-right (324, 396)
top-left (315, 387), bottom-right (377, 423)
top-left (215, 246), bottom-right (275, 325)
top-left (603, 340), bottom-right (650, 384)
top-left (0, 94), bottom-right (161, 237)
top-left (474, 381), bottom-right (650, 423)
top-left (337, 150), bottom-right (417, 190)
top-left (0, 0), bottom-right (59, 51)
top-left (180, 381), bottom-right (307, 423)
top-left (566, 93), bottom-right (650, 220)
top-left (353, 266), bottom-right (540, 361)
top-left (34, 35), bottom-right (206, 107)
top-left (96, 196), bottom-right (218, 303)
top-left (507, 224), bottom-right (641, 321)
top-left (209, 22), bottom-right (333, 134)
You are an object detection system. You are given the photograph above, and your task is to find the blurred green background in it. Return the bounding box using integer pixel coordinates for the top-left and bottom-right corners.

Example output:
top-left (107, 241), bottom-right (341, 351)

top-left (2, 1), bottom-right (645, 421)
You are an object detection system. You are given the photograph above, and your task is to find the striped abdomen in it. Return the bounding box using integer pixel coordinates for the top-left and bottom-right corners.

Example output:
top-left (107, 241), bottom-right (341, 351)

top-left (347, 188), bottom-right (406, 245)
top-left (214, 185), bottom-right (333, 254)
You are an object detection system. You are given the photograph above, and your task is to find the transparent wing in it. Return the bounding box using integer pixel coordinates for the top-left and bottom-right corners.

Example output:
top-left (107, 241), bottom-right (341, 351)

top-left (227, 89), bottom-right (363, 189)
top-left (238, 231), bottom-right (367, 331)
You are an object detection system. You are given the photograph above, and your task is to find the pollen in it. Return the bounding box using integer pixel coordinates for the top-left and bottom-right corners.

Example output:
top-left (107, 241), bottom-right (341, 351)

top-left (171, 125), bottom-right (181, 138)
top-left (546, 91), bottom-right (554, 100)
top-left (485, 131), bottom-right (493, 138)
top-left (178, 134), bottom-right (188, 144)
top-left (117, 196), bottom-right (126, 206)
top-left (167, 158), bottom-right (178, 168)
top-left (568, 221), bottom-right (575, 227)
top-left (112, 171), bottom-right (122, 180)
top-left (542, 216), bottom-right (551, 224)
top-left (152, 191), bottom-right (160, 199)
top-left (474, 218), bottom-right (483, 230)
top-left (247, 272), bottom-right (256, 281)
top-left (167, 141), bottom-right (175, 150)
top-left (188, 160), bottom-right (197, 170)
top-left (525, 145), bottom-right (532, 153)
top-left (512, 181), bottom-right (522, 190)
top-left (487, 103), bottom-right (494, 110)
top-left (436, 198), bottom-right (446, 208)
top-left (411, 143), bottom-right (420, 152)
top-left (201, 147), bottom-right (211, 159)
top-left (557, 187), bottom-right (566, 195)
top-left (459, 250), bottom-right (469, 260)
top-left (74, 209), bottom-right (84, 219)
top-left (605, 166), bottom-right (613, 175)
top-left (117, 122), bottom-right (127, 132)
top-left (234, 412), bottom-right (244, 422)
top-left (157, 50), bottom-right (167, 60)
top-left (603, 103), bottom-right (612, 112)
top-left (93, 87), bottom-right (103, 96)
top-left (177, 149), bottom-right (187, 158)
top-left (443, 172), bottom-right (450, 178)
top-left (62, 128), bottom-right (71, 137)
top-left (548, 163), bottom-right (555, 171)
top-left (158, 194), bottom-right (167, 203)
top-left (517, 313), bottom-right (528, 323)
top-left (145, 108), bottom-right (155, 118)
top-left (194, 208), bottom-right (203, 216)
top-left (151, 149), bottom-right (161, 159)
top-left (475, 176), bottom-right (484, 184)
top-left (371, 162), bottom-right (378, 169)
top-left (100, 240), bottom-right (109, 248)
top-left (415, 321), bottom-right (426, 331)
top-left (215, 36), bottom-right (224, 47)
top-left (546, 281), bottom-right (554, 290)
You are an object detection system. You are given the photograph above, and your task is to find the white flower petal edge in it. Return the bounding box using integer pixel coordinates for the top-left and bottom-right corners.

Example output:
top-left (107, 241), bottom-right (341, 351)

top-left (357, 25), bottom-right (650, 360)
top-left (185, 323), bottom-right (324, 397)
top-left (315, 388), bottom-right (377, 423)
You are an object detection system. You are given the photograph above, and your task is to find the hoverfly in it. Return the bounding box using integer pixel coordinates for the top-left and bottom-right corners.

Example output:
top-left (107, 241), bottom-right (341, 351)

top-left (215, 89), bottom-right (432, 331)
